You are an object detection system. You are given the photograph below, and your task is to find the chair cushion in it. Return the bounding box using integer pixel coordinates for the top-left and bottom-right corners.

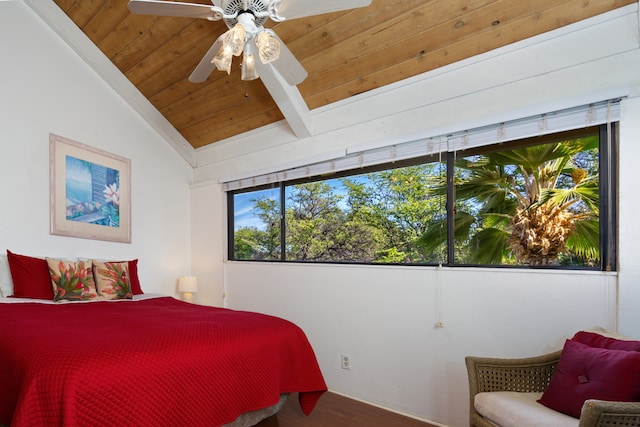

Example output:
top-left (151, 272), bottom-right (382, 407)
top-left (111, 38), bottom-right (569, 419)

top-left (475, 391), bottom-right (578, 427)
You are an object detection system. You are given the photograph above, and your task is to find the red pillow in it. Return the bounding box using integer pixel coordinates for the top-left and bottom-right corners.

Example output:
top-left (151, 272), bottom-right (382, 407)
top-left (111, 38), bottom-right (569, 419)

top-left (127, 259), bottom-right (143, 295)
top-left (538, 339), bottom-right (640, 418)
top-left (572, 331), bottom-right (640, 352)
top-left (6, 250), bottom-right (54, 299)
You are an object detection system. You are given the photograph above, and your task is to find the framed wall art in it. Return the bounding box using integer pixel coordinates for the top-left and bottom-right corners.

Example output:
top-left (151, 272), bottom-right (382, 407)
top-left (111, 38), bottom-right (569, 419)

top-left (50, 133), bottom-right (131, 243)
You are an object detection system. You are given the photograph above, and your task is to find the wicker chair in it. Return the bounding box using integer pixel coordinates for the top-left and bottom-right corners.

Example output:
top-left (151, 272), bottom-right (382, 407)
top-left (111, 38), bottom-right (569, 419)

top-left (465, 351), bottom-right (640, 427)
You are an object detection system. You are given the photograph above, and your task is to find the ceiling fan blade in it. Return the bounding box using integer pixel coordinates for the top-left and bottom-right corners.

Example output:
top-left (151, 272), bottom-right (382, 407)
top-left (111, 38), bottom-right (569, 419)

top-left (128, 0), bottom-right (221, 20)
top-left (269, 33), bottom-right (307, 86)
top-left (189, 37), bottom-right (223, 83)
top-left (273, 0), bottom-right (372, 20)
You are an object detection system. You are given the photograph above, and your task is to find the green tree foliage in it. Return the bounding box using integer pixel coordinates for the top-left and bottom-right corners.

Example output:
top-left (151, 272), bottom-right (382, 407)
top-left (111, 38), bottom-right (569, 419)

top-left (285, 181), bottom-right (382, 261)
top-left (342, 165), bottom-right (446, 263)
top-left (233, 196), bottom-right (281, 260)
top-left (253, 197), bottom-right (281, 260)
top-left (233, 227), bottom-right (263, 260)
top-left (419, 136), bottom-right (600, 266)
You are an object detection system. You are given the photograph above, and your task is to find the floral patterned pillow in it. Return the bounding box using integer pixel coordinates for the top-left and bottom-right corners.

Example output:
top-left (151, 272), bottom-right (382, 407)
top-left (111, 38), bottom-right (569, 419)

top-left (93, 261), bottom-right (132, 300)
top-left (46, 258), bottom-right (99, 302)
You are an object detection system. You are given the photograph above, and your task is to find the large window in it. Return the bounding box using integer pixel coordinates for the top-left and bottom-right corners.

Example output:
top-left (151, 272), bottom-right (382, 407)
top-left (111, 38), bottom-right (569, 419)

top-left (228, 124), bottom-right (616, 270)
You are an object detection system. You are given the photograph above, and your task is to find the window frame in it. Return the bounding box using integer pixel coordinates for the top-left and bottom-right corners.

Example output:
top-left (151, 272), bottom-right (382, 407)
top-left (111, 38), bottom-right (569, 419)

top-left (227, 123), bottom-right (617, 271)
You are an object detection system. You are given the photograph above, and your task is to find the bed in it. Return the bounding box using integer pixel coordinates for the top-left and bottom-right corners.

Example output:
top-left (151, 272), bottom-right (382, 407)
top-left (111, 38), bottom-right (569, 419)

top-left (0, 252), bottom-right (327, 427)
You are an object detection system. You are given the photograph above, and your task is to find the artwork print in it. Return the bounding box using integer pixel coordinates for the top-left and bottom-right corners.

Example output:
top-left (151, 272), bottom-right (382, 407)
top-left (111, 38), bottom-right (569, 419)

top-left (65, 156), bottom-right (121, 227)
top-left (50, 134), bottom-right (131, 243)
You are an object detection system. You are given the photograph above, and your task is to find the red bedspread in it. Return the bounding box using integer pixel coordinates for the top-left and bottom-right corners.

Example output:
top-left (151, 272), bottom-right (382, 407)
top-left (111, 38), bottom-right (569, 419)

top-left (0, 297), bottom-right (326, 426)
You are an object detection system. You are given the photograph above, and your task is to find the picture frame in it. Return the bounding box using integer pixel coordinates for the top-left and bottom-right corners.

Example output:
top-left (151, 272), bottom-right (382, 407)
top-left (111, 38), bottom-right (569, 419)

top-left (50, 133), bottom-right (131, 243)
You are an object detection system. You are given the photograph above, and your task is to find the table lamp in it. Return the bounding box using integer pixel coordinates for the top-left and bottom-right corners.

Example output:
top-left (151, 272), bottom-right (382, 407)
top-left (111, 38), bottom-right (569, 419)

top-left (178, 276), bottom-right (198, 303)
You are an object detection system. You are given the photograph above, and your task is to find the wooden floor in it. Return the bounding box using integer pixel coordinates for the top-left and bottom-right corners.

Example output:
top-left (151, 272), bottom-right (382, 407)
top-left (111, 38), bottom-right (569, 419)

top-left (256, 392), bottom-right (439, 427)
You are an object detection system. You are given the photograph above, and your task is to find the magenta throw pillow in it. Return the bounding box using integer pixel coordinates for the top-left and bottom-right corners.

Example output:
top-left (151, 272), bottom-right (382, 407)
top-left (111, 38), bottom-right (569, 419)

top-left (572, 331), bottom-right (640, 352)
top-left (538, 339), bottom-right (640, 418)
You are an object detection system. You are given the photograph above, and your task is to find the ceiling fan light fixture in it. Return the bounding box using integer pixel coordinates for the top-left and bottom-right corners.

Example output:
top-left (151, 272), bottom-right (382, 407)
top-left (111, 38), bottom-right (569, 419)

top-left (127, 0), bottom-right (375, 87)
top-left (255, 30), bottom-right (280, 64)
top-left (241, 44), bottom-right (259, 81)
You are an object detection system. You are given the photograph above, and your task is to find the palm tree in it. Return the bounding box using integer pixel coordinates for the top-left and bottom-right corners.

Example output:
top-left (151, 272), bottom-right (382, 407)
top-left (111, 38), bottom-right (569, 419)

top-left (419, 136), bottom-right (600, 266)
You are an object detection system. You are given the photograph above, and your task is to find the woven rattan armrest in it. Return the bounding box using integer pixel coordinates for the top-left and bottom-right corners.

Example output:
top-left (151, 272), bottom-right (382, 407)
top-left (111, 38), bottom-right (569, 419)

top-left (578, 399), bottom-right (640, 427)
top-left (465, 351), bottom-right (562, 427)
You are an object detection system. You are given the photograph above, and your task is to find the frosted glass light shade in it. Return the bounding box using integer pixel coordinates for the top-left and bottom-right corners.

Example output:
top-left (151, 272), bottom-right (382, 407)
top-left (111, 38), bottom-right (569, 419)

top-left (241, 43), bottom-right (259, 81)
top-left (255, 31), bottom-right (280, 64)
top-left (223, 24), bottom-right (246, 56)
top-left (212, 46), bottom-right (233, 74)
top-left (178, 276), bottom-right (198, 293)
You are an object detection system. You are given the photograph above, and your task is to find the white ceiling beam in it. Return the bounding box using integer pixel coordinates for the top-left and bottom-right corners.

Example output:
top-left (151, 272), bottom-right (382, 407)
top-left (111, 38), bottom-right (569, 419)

top-left (256, 62), bottom-right (313, 139)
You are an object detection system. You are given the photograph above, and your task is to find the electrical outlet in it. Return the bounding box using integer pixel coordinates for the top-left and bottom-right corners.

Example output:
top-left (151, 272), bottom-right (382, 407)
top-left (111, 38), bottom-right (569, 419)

top-left (341, 353), bottom-right (351, 370)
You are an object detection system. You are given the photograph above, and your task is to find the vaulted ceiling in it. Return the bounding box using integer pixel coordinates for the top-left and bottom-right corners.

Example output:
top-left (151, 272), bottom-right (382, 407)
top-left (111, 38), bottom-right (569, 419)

top-left (53, 0), bottom-right (633, 149)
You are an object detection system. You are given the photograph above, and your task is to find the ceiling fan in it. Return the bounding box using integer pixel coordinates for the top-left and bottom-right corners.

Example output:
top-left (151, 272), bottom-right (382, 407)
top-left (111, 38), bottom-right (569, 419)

top-left (127, 0), bottom-right (372, 86)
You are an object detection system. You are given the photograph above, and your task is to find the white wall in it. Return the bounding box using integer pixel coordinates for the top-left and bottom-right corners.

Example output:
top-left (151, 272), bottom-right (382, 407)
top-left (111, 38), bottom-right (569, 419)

top-left (618, 95), bottom-right (640, 335)
top-left (0, 1), bottom-right (193, 297)
top-left (190, 183), bottom-right (226, 306)
top-left (191, 5), bottom-right (640, 427)
top-left (226, 263), bottom-right (617, 423)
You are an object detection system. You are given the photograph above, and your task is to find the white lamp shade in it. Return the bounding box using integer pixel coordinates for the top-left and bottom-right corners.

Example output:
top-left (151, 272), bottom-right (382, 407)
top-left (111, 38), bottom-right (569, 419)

top-left (178, 276), bottom-right (198, 293)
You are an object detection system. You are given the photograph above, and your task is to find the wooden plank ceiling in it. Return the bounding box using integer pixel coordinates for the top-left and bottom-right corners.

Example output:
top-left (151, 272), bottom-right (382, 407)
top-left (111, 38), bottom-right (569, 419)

top-left (54, 0), bottom-right (633, 149)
